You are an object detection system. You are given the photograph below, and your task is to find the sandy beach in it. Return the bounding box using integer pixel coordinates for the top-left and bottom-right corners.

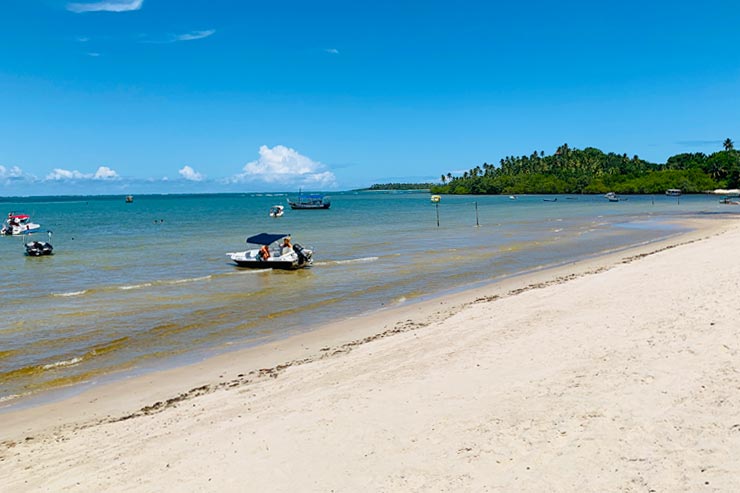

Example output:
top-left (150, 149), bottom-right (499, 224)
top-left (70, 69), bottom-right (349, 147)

top-left (3, 216), bottom-right (740, 491)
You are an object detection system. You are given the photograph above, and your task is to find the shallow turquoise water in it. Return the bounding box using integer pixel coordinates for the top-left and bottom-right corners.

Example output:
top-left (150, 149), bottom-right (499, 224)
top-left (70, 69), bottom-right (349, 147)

top-left (0, 191), bottom-right (733, 405)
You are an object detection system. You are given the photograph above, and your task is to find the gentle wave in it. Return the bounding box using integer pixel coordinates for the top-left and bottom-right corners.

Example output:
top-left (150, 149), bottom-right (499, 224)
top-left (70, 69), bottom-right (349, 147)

top-left (0, 392), bottom-right (27, 404)
top-left (53, 290), bottom-right (87, 297)
top-left (119, 283), bottom-right (153, 290)
top-left (42, 356), bottom-right (83, 370)
top-left (165, 275), bottom-right (212, 285)
top-left (316, 256), bottom-right (379, 266)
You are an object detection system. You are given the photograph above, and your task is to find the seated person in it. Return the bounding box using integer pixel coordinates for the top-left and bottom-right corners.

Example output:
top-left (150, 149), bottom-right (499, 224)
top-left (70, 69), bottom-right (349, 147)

top-left (258, 244), bottom-right (270, 260)
top-left (281, 237), bottom-right (292, 255)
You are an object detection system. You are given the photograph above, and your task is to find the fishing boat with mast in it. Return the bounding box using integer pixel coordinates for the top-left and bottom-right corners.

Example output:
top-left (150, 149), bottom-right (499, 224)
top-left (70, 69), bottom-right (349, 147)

top-left (287, 190), bottom-right (331, 210)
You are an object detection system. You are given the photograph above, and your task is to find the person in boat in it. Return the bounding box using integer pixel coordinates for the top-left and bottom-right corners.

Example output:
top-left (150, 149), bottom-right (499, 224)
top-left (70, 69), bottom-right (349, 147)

top-left (281, 236), bottom-right (292, 255)
top-left (258, 244), bottom-right (271, 261)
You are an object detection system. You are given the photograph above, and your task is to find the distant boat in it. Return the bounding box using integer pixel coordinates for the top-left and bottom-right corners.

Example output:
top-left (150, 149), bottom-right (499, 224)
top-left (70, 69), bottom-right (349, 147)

top-left (508, 195), bottom-right (517, 200)
top-left (287, 191), bottom-right (331, 210)
top-left (2, 213), bottom-right (41, 236)
top-left (719, 197), bottom-right (740, 205)
top-left (543, 198), bottom-right (558, 202)
top-left (665, 189), bottom-right (682, 197)
top-left (605, 192), bottom-right (619, 202)
top-left (125, 195), bottom-right (134, 203)
top-left (430, 195), bottom-right (441, 203)
top-left (24, 231), bottom-right (53, 256)
top-left (269, 205), bottom-right (284, 217)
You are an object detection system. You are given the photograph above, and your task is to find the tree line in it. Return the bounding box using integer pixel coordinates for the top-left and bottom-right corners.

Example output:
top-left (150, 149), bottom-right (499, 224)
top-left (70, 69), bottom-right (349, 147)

top-left (430, 139), bottom-right (738, 195)
top-left (367, 183), bottom-right (436, 190)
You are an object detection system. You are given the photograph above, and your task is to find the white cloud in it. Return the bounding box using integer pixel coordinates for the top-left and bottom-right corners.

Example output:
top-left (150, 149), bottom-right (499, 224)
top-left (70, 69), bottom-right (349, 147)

top-left (175, 30), bottom-right (216, 42)
top-left (178, 165), bottom-right (204, 181)
top-left (232, 145), bottom-right (336, 187)
top-left (45, 166), bottom-right (120, 181)
top-left (46, 169), bottom-right (87, 180)
top-left (87, 52), bottom-right (101, 57)
top-left (94, 166), bottom-right (119, 179)
top-left (325, 48), bottom-right (340, 55)
top-left (0, 165), bottom-right (23, 179)
top-left (67, 0), bottom-right (143, 13)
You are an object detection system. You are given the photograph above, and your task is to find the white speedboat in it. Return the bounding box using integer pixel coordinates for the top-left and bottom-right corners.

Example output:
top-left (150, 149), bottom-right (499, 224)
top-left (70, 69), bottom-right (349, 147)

top-left (269, 205), bottom-right (284, 217)
top-left (2, 213), bottom-right (41, 236)
top-left (227, 233), bottom-right (312, 270)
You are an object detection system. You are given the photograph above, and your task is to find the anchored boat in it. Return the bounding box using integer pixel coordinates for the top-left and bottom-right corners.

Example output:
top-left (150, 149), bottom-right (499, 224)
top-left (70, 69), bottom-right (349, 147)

top-left (227, 233), bottom-right (312, 270)
top-left (2, 213), bottom-right (41, 236)
top-left (287, 191), bottom-right (330, 210)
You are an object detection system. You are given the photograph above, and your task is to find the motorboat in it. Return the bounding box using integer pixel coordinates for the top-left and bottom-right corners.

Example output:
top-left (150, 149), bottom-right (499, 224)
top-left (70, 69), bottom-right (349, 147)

top-left (287, 191), bottom-right (331, 210)
top-left (430, 195), bottom-right (441, 203)
top-left (269, 205), bottom-right (285, 217)
top-left (2, 213), bottom-right (41, 236)
top-left (604, 192), bottom-right (619, 202)
top-left (719, 197), bottom-right (740, 205)
top-left (125, 195), bottom-right (134, 203)
top-left (665, 189), bottom-right (682, 197)
top-left (24, 231), bottom-right (53, 256)
top-left (227, 233), bottom-right (312, 270)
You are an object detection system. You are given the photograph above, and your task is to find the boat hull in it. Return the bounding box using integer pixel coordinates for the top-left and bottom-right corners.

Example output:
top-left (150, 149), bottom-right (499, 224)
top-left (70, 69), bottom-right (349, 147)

top-left (231, 259), bottom-right (307, 270)
top-left (25, 241), bottom-right (53, 256)
top-left (287, 202), bottom-right (330, 210)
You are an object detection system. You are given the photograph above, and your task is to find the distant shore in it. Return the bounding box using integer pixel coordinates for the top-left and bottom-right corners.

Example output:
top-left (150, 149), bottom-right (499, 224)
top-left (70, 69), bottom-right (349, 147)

top-left (2, 215), bottom-right (740, 491)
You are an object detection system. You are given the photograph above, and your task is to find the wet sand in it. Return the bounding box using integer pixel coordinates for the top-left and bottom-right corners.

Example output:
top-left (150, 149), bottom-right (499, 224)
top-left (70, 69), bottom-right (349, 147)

top-left (2, 216), bottom-right (740, 491)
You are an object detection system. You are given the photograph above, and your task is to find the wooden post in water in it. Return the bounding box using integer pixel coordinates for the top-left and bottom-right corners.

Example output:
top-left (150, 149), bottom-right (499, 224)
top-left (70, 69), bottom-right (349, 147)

top-left (436, 202), bottom-right (440, 227)
top-left (474, 201), bottom-right (480, 227)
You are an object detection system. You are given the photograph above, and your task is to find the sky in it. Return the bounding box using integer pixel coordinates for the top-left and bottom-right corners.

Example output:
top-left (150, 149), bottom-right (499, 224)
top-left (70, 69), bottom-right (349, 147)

top-left (1, 0), bottom-right (739, 195)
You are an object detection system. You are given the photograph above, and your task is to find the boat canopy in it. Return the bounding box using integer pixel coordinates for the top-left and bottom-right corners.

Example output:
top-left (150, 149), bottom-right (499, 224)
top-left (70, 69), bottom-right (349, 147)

top-left (246, 233), bottom-right (289, 245)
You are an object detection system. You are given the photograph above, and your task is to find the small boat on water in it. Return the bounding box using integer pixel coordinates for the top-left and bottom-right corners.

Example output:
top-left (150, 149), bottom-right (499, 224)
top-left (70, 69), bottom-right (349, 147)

top-left (605, 192), bottom-right (620, 202)
top-left (287, 191), bottom-right (331, 210)
top-left (719, 197), bottom-right (740, 205)
top-left (24, 231), bottom-right (53, 256)
top-left (543, 198), bottom-right (558, 202)
top-left (430, 195), bottom-right (441, 203)
top-left (227, 233), bottom-right (312, 270)
top-left (125, 195), bottom-right (134, 203)
top-left (2, 213), bottom-right (41, 236)
top-left (665, 189), bottom-right (682, 197)
top-left (269, 205), bottom-right (285, 217)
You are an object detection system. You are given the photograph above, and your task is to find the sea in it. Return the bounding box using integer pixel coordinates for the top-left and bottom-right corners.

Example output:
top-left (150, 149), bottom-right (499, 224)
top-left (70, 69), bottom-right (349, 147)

top-left (0, 191), bottom-right (732, 408)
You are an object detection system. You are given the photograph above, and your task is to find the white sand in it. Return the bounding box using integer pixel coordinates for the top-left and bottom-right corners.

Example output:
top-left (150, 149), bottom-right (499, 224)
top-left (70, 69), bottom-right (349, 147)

top-left (2, 218), bottom-right (740, 491)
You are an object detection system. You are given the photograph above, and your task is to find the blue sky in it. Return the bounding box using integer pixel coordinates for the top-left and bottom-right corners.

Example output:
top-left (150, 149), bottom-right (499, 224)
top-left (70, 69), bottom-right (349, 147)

top-left (1, 0), bottom-right (739, 195)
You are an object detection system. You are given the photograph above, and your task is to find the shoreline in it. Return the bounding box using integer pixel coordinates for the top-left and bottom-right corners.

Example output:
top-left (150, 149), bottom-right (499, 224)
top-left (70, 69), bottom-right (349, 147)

top-left (3, 214), bottom-right (740, 490)
top-left (0, 214), bottom-right (695, 414)
top-left (0, 216), bottom-right (730, 438)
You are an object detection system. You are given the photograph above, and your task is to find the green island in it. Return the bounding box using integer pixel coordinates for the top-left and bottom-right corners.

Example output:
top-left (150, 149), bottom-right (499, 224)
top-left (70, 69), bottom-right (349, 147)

top-left (366, 183), bottom-right (437, 191)
top-left (421, 139), bottom-right (738, 195)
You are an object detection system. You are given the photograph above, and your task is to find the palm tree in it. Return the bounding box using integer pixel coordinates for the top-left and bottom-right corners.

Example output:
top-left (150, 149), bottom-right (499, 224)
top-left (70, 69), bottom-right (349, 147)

top-left (724, 138), bottom-right (734, 151)
top-left (440, 174), bottom-right (446, 184)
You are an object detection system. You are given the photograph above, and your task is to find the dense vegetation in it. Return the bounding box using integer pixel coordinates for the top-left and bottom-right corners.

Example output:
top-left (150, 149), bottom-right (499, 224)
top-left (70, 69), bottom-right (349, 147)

top-left (430, 140), bottom-right (739, 195)
top-left (367, 183), bottom-right (436, 190)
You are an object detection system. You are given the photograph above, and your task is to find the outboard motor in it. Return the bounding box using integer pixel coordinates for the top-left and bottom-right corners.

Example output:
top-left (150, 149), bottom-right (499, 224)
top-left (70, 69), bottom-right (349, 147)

top-left (293, 243), bottom-right (310, 264)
